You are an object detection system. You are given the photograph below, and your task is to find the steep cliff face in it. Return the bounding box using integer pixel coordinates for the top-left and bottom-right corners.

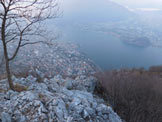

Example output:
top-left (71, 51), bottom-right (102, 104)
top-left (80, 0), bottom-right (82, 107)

top-left (0, 42), bottom-right (99, 77)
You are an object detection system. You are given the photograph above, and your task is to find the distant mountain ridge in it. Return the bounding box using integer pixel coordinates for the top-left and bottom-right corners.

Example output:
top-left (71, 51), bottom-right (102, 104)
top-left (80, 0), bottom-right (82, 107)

top-left (60, 0), bottom-right (135, 23)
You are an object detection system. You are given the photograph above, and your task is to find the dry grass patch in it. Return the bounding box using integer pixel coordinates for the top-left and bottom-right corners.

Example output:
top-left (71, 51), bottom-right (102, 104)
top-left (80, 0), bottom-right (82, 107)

top-left (0, 88), bottom-right (6, 93)
top-left (14, 83), bottom-right (28, 92)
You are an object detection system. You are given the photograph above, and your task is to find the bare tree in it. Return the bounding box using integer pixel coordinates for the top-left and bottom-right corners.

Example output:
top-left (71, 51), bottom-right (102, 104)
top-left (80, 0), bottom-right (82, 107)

top-left (0, 0), bottom-right (59, 90)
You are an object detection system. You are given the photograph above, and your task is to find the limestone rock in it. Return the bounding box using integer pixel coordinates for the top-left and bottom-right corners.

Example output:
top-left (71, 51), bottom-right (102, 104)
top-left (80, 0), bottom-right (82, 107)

top-left (0, 73), bottom-right (122, 122)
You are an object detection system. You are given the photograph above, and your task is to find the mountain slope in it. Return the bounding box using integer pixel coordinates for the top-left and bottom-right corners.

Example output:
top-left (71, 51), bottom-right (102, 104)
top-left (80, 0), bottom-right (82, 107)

top-left (60, 0), bottom-right (134, 23)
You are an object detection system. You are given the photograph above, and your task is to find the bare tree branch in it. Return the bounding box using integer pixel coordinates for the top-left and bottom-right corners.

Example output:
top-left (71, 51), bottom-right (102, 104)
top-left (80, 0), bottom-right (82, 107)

top-left (0, 0), bottom-right (60, 90)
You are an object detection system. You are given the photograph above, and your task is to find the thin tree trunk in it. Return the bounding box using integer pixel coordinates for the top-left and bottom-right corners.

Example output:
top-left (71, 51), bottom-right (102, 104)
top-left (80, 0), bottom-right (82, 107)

top-left (4, 52), bottom-right (14, 90)
top-left (1, 10), bottom-right (14, 90)
top-left (2, 26), bottom-right (15, 90)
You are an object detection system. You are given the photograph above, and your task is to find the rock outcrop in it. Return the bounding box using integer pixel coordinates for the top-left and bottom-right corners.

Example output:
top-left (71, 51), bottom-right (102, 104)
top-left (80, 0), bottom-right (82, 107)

top-left (0, 42), bottom-right (122, 122)
top-left (0, 74), bottom-right (122, 122)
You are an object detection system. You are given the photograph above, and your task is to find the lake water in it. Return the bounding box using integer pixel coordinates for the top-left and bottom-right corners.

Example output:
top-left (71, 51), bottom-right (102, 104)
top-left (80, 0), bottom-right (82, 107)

top-left (56, 24), bottom-right (162, 70)
top-left (47, 0), bottom-right (162, 70)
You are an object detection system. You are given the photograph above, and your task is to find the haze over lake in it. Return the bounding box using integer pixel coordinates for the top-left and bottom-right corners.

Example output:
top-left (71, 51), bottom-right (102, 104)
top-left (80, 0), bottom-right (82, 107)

top-left (50, 0), bottom-right (162, 70)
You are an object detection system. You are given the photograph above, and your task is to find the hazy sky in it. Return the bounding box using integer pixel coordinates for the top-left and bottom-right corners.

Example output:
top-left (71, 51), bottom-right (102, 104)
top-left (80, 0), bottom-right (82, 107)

top-left (112, 0), bottom-right (162, 8)
top-left (60, 0), bottom-right (162, 9)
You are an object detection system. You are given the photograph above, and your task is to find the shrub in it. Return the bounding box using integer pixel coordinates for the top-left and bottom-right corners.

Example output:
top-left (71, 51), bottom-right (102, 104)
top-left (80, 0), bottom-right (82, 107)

top-left (96, 69), bottom-right (162, 122)
top-left (149, 65), bottom-right (162, 73)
